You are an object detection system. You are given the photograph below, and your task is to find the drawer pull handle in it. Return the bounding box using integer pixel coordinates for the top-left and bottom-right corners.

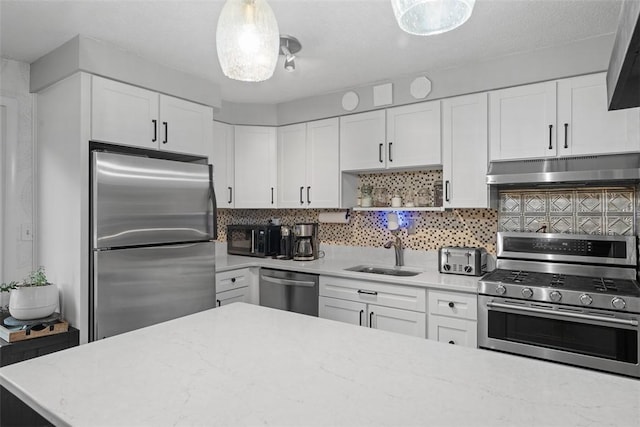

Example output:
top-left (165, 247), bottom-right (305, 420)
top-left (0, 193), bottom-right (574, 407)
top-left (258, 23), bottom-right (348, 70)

top-left (357, 289), bottom-right (378, 296)
top-left (231, 278), bottom-right (236, 283)
top-left (369, 311), bottom-right (374, 328)
top-left (216, 299), bottom-right (221, 307)
top-left (448, 301), bottom-right (455, 308)
top-left (359, 309), bottom-right (364, 326)
top-left (448, 340), bottom-right (455, 345)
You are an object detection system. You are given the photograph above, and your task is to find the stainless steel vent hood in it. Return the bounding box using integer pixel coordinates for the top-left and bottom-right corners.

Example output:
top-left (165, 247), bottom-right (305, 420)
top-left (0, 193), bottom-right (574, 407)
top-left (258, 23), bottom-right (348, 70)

top-left (486, 153), bottom-right (640, 186)
top-left (607, 0), bottom-right (640, 110)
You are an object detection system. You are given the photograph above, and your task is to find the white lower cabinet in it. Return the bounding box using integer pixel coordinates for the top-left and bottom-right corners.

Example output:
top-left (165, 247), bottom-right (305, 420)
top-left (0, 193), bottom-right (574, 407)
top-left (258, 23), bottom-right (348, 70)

top-left (318, 277), bottom-right (426, 338)
top-left (216, 268), bottom-right (256, 307)
top-left (427, 290), bottom-right (477, 348)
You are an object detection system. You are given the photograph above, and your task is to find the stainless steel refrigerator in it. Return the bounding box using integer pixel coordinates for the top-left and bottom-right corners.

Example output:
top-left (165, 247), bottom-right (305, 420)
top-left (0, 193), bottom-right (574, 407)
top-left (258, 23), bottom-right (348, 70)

top-left (90, 151), bottom-right (216, 340)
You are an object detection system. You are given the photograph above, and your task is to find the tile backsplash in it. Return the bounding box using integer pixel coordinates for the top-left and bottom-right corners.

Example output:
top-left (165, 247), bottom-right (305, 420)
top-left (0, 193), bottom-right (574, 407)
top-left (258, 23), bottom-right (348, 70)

top-left (218, 170), bottom-right (498, 253)
top-left (498, 187), bottom-right (636, 235)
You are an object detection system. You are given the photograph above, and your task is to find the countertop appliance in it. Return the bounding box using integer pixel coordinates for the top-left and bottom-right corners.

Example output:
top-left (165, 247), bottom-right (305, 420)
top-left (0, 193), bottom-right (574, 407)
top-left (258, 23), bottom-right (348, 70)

top-left (276, 225), bottom-right (293, 260)
top-left (292, 223), bottom-right (319, 261)
top-left (90, 150), bottom-right (216, 341)
top-left (478, 232), bottom-right (639, 378)
top-left (259, 269), bottom-right (319, 316)
top-left (438, 246), bottom-right (487, 276)
top-left (226, 224), bottom-right (281, 257)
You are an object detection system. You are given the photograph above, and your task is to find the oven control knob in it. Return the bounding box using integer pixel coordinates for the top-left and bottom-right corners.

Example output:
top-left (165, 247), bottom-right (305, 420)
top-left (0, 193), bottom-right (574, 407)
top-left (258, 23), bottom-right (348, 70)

top-left (495, 284), bottom-right (506, 295)
top-left (464, 265), bottom-right (473, 273)
top-left (549, 290), bottom-right (562, 302)
top-left (579, 294), bottom-right (593, 306)
top-left (521, 288), bottom-right (533, 298)
top-left (611, 297), bottom-right (626, 310)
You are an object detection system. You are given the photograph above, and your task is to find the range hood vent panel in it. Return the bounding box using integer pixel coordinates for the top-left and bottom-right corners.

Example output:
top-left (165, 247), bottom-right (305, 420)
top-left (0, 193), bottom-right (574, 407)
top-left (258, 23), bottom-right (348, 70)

top-left (487, 153), bottom-right (640, 186)
top-left (607, 0), bottom-right (640, 110)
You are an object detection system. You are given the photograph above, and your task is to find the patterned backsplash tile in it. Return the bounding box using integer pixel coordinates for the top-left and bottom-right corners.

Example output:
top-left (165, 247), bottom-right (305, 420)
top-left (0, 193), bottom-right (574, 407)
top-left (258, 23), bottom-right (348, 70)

top-left (217, 170), bottom-right (498, 253)
top-left (498, 187), bottom-right (636, 235)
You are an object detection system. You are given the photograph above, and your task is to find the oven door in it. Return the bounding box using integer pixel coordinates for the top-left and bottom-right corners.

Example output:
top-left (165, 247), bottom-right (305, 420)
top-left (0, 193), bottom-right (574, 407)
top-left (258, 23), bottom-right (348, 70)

top-left (478, 295), bottom-right (639, 378)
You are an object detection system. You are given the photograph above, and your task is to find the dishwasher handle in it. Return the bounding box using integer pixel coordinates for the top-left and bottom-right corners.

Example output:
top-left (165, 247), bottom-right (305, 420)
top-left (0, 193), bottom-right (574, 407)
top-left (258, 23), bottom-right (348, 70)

top-left (261, 275), bottom-right (317, 287)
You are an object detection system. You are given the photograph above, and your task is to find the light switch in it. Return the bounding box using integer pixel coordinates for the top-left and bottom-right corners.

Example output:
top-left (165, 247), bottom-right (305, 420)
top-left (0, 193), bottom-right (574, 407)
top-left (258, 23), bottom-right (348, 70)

top-left (21, 223), bottom-right (33, 241)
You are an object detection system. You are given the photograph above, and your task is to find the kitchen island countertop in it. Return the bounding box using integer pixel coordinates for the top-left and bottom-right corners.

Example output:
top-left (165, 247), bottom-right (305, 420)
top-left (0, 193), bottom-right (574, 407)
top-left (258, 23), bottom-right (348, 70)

top-left (1, 303), bottom-right (638, 427)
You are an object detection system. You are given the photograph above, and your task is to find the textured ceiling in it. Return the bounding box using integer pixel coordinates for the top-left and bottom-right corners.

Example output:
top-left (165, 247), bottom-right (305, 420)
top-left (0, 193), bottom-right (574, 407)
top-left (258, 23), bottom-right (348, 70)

top-left (0, 0), bottom-right (624, 104)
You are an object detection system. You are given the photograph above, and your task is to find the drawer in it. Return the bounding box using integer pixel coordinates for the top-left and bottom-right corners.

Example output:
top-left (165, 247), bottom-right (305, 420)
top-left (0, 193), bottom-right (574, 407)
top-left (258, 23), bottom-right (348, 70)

top-left (428, 315), bottom-right (477, 348)
top-left (428, 290), bottom-right (477, 320)
top-left (216, 287), bottom-right (249, 307)
top-left (319, 276), bottom-right (426, 312)
top-left (216, 268), bottom-right (250, 293)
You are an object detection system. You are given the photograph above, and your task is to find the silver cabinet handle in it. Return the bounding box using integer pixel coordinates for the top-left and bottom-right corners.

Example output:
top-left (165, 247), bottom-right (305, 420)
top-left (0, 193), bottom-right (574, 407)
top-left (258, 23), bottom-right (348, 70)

top-left (487, 301), bottom-right (638, 327)
top-left (261, 275), bottom-right (316, 287)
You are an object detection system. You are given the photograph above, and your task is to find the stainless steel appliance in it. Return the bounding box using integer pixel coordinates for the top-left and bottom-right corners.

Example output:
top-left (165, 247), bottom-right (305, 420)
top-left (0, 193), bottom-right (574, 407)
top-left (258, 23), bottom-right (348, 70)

top-left (438, 246), bottom-right (487, 276)
top-left (479, 232), bottom-right (640, 378)
top-left (226, 225), bottom-right (281, 257)
top-left (292, 223), bottom-right (319, 261)
top-left (259, 269), bottom-right (319, 316)
top-left (91, 150), bottom-right (216, 341)
top-left (276, 226), bottom-right (293, 260)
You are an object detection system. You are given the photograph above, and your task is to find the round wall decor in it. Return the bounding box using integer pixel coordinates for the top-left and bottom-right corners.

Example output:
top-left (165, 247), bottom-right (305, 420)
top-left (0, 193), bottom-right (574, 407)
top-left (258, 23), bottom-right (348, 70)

top-left (410, 76), bottom-right (432, 99)
top-left (341, 91), bottom-right (359, 111)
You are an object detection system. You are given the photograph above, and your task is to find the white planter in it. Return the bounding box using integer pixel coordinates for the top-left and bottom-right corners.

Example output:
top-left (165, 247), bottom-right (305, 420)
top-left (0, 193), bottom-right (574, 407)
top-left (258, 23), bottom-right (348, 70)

top-left (9, 284), bottom-right (58, 320)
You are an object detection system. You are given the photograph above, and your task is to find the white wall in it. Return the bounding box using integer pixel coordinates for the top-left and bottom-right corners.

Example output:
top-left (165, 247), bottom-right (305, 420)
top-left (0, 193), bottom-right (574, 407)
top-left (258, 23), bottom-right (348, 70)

top-left (0, 58), bottom-right (34, 283)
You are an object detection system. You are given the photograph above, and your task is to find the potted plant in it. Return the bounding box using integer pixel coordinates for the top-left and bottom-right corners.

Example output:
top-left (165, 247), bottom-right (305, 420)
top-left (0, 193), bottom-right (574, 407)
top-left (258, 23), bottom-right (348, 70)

top-left (2, 267), bottom-right (58, 320)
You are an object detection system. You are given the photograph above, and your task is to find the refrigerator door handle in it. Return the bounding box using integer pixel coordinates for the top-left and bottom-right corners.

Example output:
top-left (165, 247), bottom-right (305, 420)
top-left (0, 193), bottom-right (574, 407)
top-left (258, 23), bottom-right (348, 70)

top-left (208, 165), bottom-right (218, 240)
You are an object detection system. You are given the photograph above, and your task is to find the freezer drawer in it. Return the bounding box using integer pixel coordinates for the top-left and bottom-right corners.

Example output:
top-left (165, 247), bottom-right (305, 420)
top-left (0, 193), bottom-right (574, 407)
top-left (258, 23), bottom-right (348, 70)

top-left (92, 242), bottom-right (215, 340)
top-left (93, 151), bottom-right (213, 248)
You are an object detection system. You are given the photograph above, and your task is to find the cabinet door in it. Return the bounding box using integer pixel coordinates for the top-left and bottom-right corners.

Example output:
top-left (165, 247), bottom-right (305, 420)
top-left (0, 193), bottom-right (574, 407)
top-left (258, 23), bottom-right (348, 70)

top-left (428, 291), bottom-right (477, 321)
top-left (442, 93), bottom-right (490, 208)
top-left (428, 315), bottom-right (477, 348)
top-left (386, 101), bottom-right (441, 169)
top-left (211, 121), bottom-right (235, 208)
top-left (91, 76), bottom-right (159, 150)
top-left (558, 73), bottom-right (640, 156)
top-left (489, 81), bottom-right (557, 161)
top-left (370, 305), bottom-right (426, 338)
top-left (306, 118), bottom-right (340, 208)
top-left (277, 124), bottom-right (308, 208)
top-left (234, 126), bottom-right (277, 208)
top-left (319, 296), bottom-right (366, 327)
top-left (339, 110), bottom-right (386, 171)
top-left (216, 287), bottom-right (249, 307)
top-left (159, 95), bottom-right (213, 156)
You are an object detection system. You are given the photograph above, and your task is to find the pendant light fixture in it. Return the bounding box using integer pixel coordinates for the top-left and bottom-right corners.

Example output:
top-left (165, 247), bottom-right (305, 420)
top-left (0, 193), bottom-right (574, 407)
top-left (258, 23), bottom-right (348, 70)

top-left (391, 0), bottom-right (476, 36)
top-left (216, 0), bottom-right (280, 82)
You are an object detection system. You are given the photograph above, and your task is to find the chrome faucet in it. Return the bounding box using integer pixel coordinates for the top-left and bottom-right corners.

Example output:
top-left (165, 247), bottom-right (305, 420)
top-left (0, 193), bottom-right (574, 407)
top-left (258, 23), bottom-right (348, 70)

top-left (384, 230), bottom-right (404, 267)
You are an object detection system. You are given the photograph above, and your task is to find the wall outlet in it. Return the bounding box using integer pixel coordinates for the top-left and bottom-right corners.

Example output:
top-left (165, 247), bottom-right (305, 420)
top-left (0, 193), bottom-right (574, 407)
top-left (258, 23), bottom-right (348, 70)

top-left (21, 223), bottom-right (33, 241)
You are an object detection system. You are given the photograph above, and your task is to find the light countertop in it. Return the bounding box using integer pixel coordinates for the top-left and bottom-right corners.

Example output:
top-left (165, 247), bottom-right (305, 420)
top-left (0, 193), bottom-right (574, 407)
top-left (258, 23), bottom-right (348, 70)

top-left (215, 244), bottom-right (481, 293)
top-left (1, 303), bottom-right (638, 426)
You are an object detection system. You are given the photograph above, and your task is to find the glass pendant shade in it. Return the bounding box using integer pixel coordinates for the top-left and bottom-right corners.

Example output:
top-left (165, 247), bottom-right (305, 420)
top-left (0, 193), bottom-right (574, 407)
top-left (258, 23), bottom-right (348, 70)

top-left (216, 0), bottom-right (280, 82)
top-left (391, 0), bottom-right (476, 36)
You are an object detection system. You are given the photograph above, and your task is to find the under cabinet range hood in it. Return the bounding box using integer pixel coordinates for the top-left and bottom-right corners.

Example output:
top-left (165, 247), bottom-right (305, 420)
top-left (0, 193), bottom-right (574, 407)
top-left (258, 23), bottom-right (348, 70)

top-left (486, 153), bottom-right (640, 187)
top-left (607, 0), bottom-right (640, 110)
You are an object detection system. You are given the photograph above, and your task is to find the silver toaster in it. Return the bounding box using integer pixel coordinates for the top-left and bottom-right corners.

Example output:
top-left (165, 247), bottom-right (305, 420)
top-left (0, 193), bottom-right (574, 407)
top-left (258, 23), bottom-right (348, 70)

top-left (438, 246), bottom-right (487, 276)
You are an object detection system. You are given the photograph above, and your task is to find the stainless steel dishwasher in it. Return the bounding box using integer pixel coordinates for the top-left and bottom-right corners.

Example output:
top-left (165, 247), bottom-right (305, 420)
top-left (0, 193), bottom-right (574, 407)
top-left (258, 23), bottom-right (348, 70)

top-left (259, 268), bottom-right (319, 316)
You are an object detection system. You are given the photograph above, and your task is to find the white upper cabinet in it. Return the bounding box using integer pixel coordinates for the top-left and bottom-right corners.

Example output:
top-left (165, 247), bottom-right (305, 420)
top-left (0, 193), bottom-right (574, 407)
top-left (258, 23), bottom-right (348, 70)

top-left (490, 73), bottom-right (640, 161)
top-left (91, 76), bottom-right (159, 150)
top-left (340, 102), bottom-right (441, 172)
top-left (277, 118), bottom-right (340, 209)
top-left (557, 73), bottom-right (640, 156)
top-left (306, 118), bottom-right (340, 208)
top-left (340, 110), bottom-right (386, 171)
top-left (91, 76), bottom-right (213, 157)
top-left (210, 121), bottom-right (235, 208)
top-left (386, 101), bottom-right (441, 169)
top-left (158, 95), bottom-right (213, 156)
top-left (489, 81), bottom-right (557, 161)
top-left (442, 93), bottom-right (491, 208)
top-left (234, 125), bottom-right (277, 208)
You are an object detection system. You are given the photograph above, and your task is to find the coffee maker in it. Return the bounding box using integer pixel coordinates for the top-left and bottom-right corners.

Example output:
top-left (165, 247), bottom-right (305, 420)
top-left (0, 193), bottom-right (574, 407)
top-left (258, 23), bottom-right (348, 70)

top-left (292, 223), bottom-right (319, 261)
top-left (276, 225), bottom-right (293, 260)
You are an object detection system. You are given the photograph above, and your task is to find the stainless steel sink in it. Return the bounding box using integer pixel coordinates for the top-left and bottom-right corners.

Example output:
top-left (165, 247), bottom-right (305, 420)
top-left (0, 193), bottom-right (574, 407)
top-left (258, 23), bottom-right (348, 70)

top-left (345, 265), bottom-right (422, 277)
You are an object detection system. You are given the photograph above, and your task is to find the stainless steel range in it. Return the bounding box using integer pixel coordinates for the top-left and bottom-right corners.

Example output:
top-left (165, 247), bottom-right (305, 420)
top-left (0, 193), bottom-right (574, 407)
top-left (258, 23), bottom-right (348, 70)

top-left (479, 232), bottom-right (640, 378)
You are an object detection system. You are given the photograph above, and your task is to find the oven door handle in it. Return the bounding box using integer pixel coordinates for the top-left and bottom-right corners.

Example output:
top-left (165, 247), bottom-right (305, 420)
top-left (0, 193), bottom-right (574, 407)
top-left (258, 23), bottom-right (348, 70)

top-left (486, 302), bottom-right (639, 327)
